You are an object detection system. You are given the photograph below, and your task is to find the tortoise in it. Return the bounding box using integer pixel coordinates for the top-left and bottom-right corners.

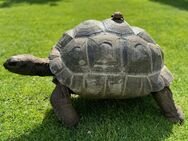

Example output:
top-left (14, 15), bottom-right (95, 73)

top-left (3, 12), bottom-right (184, 127)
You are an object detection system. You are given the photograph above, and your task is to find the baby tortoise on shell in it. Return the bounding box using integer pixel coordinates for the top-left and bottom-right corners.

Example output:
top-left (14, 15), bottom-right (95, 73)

top-left (4, 12), bottom-right (184, 127)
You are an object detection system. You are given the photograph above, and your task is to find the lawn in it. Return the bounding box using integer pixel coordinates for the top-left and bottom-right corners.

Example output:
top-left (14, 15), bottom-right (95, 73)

top-left (0, 0), bottom-right (188, 140)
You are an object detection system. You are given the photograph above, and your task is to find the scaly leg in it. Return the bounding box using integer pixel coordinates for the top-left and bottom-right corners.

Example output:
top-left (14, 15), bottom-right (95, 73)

top-left (152, 87), bottom-right (184, 124)
top-left (50, 82), bottom-right (79, 127)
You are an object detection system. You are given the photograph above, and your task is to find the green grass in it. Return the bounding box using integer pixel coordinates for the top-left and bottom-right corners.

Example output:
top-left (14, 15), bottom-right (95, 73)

top-left (0, 0), bottom-right (188, 140)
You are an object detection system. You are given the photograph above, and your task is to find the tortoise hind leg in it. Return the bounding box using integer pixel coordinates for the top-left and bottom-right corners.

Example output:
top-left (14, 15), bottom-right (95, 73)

top-left (50, 82), bottom-right (79, 127)
top-left (152, 87), bottom-right (184, 124)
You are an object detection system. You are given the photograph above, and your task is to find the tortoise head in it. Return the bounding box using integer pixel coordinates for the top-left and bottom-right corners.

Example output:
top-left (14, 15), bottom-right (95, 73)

top-left (3, 54), bottom-right (36, 75)
top-left (4, 54), bottom-right (52, 76)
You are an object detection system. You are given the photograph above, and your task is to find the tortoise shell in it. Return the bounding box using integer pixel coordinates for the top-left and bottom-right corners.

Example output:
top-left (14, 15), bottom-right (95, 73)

top-left (49, 18), bottom-right (173, 98)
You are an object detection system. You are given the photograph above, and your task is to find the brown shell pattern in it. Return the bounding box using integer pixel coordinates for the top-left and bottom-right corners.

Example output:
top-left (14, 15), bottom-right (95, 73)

top-left (49, 19), bottom-right (173, 98)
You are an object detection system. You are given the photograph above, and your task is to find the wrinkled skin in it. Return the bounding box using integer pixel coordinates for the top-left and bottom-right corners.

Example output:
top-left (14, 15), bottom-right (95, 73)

top-left (3, 54), bottom-right (184, 127)
top-left (152, 87), bottom-right (184, 124)
top-left (50, 82), bottom-right (79, 127)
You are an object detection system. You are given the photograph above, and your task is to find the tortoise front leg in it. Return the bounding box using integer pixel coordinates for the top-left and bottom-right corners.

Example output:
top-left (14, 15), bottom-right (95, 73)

top-left (152, 87), bottom-right (184, 124)
top-left (50, 82), bottom-right (79, 127)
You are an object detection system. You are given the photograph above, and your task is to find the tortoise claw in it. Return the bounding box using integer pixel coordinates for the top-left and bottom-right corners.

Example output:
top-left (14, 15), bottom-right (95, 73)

top-left (165, 105), bottom-right (184, 125)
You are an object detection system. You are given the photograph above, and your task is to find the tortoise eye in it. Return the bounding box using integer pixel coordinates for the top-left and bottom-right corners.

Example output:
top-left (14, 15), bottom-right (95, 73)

top-left (8, 61), bottom-right (17, 66)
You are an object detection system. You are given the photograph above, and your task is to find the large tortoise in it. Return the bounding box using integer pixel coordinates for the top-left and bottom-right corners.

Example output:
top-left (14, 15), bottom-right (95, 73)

top-left (3, 12), bottom-right (184, 127)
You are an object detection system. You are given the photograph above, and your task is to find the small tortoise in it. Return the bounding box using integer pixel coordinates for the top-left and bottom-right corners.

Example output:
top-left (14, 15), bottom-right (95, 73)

top-left (4, 12), bottom-right (184, 127)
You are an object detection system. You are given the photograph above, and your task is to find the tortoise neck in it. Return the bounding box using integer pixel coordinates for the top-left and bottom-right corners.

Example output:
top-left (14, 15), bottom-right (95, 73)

top-left (32, 58), bottom-right (53, 76)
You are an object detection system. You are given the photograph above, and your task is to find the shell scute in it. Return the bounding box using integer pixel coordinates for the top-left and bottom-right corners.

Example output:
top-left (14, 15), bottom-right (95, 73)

top-left (103, 19), bottom-right (134, 35)
top-left (74, 20), bottom-right (104, 37)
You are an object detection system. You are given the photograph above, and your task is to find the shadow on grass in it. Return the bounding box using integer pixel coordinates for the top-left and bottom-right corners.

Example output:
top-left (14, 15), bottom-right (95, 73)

top-left (12, 96), bottom-right (173, 141)
top-left (0, 0), bottom-right (62, 8)
top-left (150, 0), bottom-right (188, 10)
